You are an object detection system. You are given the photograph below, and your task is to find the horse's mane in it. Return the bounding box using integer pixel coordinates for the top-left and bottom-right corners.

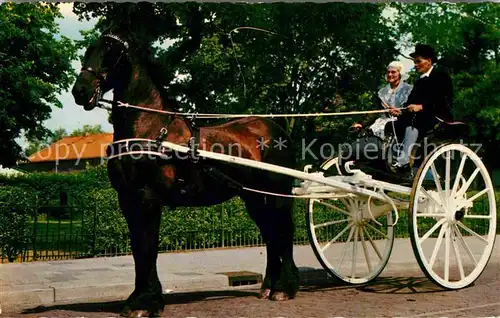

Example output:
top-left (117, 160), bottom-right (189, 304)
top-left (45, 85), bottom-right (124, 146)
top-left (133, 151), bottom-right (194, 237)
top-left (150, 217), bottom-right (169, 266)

top-left (132, 43), bottom-right (180, 111)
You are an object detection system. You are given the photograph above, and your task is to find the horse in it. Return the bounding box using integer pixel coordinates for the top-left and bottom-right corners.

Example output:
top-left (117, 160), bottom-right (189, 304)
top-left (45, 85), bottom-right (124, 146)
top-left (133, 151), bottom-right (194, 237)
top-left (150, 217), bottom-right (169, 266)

top-left (71, 31), bottom-right (300, 317)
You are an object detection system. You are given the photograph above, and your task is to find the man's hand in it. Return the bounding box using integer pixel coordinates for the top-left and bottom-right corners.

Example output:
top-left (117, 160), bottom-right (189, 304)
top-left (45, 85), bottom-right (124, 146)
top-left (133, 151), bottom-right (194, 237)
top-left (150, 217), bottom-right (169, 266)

top-left (389, 107), bottom-right (402, 116)
top-left (408, 104), bottom-right (423, 112)
top-left (349, 122), bottom-right (363, 133)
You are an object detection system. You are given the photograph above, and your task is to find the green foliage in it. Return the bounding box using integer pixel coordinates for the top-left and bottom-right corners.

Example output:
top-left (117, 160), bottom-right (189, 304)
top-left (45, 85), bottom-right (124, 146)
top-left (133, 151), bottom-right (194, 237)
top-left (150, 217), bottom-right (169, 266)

top-left (72, 3), bottom-right (398, 156)
top-left (0, 187), bottom-right (36, 262)
top-left (80, 188), bottom-right (129, 254)
top-left (0, 3), bottom-right (77, 166)
top-left (69, 124), bottom-right (105, 137)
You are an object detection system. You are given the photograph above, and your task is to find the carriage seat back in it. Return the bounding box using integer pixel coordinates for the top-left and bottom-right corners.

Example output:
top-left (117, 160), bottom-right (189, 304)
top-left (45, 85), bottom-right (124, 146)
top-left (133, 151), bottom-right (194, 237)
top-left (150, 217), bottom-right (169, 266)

top-left (430, 117), bottom-right (469, 141)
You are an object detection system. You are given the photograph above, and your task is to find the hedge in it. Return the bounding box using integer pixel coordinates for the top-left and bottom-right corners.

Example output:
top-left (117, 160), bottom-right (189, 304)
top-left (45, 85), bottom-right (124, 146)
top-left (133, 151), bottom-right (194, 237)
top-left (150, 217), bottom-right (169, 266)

top-left (1, 164), bottom-right (499, 262)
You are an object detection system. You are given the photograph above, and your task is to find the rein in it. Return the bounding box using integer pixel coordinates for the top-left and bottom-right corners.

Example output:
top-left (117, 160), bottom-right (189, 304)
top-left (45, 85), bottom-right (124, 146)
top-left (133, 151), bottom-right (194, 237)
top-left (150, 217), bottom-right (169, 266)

top-left (98, 99), bottom-right (405, 119)
top-left (95, 28), bottom-right (406, 120)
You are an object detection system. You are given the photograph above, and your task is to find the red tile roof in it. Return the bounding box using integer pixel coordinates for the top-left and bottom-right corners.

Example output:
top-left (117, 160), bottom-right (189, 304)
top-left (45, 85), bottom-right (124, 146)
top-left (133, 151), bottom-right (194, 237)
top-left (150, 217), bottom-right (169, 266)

top-left (28, 133), bottom-right (113, 163)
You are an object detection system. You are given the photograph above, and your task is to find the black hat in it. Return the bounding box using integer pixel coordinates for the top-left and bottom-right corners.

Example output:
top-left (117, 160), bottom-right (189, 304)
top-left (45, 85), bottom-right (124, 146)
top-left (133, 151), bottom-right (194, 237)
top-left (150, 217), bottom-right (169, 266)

top-left (410, 44), bottom-right (437, 63)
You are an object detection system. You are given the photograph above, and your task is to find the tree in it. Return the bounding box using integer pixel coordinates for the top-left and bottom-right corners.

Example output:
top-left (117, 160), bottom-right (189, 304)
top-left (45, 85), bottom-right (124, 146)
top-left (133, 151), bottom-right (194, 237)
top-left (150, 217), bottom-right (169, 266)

top-left (73, 3), bottom-right (397, 163)
top-left (51, 128), bottom-right (68, 143)
top-left (69, 124), bottom-right (104, 137)
top-left (0, 3), bottom-right (77, 166)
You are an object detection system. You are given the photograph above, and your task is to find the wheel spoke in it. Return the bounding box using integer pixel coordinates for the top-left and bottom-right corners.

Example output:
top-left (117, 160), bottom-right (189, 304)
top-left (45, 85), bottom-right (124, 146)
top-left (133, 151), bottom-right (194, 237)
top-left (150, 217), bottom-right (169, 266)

top-left (431, 163), bottom-right (444, 195)
top-left (461, 188), bottom-right (491, 210)
top-left (315, 218), bottom-right (349, 229)
top-left (451, 154), bottom-right (467, 197)
top-left (456, 221), bottom-right (489, 244)
top-left (321, 222), bottom-right (352, 252)
top-left (445, 151), bottom-right (451, 194)
top-left (419, 218), bottom-right (447, 244)
top-left (351, 227), bottom-right (359, 279)
top-left (429, 223), bottom-right (447, 268)
top-left (366, 222), bottom-right (389, 239)
top-left (451, 226), bottom-right (465, 280)
top-left (339, 198), bottom-right (352, 210)
top-left (454, 224), bottom-right (478, 266)
top-left (337, 226), bottom-right (356, 270)
top-left (363, 227), bottom-right (383, 260)
top-left (417, 213), bottom-right (447, 218)
top-left (317, 200), bottom-right (351, 217)
top-left (463, 214), bottom-right (492, 220)
top-left (360, 228), bottom-right (372, 273)
top-left (456, 168), bottom-right (480, 199)
top-left (445, 225), bottom-right (451, 282)
top-left (419, 188), bottom-right (443, 210)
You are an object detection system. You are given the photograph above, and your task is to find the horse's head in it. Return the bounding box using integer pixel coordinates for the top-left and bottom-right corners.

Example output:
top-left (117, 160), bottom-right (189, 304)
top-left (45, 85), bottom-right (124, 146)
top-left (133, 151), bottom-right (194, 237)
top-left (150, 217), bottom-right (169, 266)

top-left (72, 33), bottom-right (132, 110)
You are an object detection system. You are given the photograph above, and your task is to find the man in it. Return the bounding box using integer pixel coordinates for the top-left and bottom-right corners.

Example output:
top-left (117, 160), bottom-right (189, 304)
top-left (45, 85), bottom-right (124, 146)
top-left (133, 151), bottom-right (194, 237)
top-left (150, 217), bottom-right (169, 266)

top-left (391, 44), bottom-right (454, 169)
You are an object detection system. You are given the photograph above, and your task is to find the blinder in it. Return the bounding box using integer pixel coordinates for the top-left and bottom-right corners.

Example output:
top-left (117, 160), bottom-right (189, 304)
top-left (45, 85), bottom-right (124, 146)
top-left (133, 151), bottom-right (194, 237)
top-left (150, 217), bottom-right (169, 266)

top-left (80, 34), bottom-right (130, 89)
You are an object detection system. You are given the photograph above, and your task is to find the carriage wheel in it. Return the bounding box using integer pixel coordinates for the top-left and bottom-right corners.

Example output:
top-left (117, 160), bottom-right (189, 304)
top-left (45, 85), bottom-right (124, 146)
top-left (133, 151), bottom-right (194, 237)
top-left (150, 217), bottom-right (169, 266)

top-left (306, 157), bottom-right (395, 284)
top-left (409, 143), bottom-right (497, 289)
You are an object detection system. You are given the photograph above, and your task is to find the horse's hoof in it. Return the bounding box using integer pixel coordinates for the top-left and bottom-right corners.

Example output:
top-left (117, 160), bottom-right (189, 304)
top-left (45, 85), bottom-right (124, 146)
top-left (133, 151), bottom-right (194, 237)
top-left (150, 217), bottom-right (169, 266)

top-left (270, 291), bottom-right (291, 301)
top-left (258, 288), bottom-right (271, 299)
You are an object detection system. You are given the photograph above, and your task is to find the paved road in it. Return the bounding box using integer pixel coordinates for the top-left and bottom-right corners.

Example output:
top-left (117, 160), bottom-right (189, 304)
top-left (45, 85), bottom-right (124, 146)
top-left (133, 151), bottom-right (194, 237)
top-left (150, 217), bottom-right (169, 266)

top-left (10, 262), bottom-right (499, 317)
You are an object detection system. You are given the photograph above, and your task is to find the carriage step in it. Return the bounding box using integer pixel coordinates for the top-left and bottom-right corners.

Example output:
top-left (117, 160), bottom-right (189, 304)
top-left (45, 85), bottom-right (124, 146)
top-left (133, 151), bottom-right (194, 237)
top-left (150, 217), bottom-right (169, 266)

top-left (218, 270), bottom-right (263, 287)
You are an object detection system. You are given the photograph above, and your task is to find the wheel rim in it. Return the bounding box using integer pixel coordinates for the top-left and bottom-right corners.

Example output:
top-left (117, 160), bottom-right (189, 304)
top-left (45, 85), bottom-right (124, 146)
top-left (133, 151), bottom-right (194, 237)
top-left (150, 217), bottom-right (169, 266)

top-left (307, 157), bottom-right (395, 284)
top-left (410, 144), bottom-right (497, 289)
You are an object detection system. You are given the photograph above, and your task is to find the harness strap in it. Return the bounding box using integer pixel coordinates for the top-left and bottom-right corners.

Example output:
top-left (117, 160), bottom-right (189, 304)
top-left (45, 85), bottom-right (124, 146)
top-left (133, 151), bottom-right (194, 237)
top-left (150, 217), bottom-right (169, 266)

top-left (187, 120), bottom-right (201, 163)
top-left (202, 166), bottom-right (244, 191)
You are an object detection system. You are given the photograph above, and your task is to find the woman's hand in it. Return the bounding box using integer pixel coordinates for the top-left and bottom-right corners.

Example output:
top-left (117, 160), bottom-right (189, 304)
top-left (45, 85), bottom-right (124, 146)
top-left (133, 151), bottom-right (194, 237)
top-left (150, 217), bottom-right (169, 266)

top-left (352, 123), bottom-right (363, 129)
top-left (408, 104), bottom-right (423, 112)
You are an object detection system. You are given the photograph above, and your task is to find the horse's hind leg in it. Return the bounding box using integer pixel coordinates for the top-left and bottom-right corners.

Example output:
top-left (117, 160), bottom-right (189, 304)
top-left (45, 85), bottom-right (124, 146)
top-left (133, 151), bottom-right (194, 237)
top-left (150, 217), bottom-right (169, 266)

top-left (118, 189), bottom-right (164, 317)
top-left (243, 194), bottom-right (299, 301)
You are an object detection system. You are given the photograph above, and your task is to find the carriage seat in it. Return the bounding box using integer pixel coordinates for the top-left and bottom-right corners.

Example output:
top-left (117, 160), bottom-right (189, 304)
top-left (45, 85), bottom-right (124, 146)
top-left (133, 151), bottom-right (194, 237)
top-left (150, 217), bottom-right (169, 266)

top-left (428, 117), bottom-right (469, 141)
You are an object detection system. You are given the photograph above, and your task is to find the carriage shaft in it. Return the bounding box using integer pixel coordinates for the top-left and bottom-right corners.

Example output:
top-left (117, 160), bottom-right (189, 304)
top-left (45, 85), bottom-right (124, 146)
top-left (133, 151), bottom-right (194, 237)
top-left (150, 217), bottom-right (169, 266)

top-left (160, 141), bottom-right (411, 204)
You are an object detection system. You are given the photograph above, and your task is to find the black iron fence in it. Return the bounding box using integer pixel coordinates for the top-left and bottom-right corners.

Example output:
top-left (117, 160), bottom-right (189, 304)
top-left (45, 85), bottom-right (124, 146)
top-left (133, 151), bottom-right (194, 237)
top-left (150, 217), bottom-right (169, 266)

top-left (0, 204), bottom-right (94, 262)
top-left (6, 194), bottom-right (496, 263)
top-left (1, 201), bottom-right (310, 263)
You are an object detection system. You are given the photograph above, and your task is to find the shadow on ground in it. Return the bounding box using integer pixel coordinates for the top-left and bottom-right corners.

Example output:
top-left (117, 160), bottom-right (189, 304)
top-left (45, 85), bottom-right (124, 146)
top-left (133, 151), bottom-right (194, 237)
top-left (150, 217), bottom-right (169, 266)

top-left (21, 290), bottom-right (260, 315)
top-left (20, 269), bottom-right (457, 316)
top-left (297, 268), bottom-right (457, 295)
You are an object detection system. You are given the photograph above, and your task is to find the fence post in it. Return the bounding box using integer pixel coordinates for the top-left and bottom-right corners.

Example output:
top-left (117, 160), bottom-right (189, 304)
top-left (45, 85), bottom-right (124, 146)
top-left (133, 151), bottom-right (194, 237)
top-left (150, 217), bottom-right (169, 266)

top-left (32, 194), bottom-right (38, 261)
top-left (92, 199), bottom-right (97, 257)
top-left (220, 205), bottom-right (224, 248)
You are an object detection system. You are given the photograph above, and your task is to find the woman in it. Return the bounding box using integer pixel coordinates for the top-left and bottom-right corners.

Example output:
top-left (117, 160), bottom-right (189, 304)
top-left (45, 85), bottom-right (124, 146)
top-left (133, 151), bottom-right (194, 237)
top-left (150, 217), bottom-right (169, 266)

top-left (353, 61), bottom-right (413, 140)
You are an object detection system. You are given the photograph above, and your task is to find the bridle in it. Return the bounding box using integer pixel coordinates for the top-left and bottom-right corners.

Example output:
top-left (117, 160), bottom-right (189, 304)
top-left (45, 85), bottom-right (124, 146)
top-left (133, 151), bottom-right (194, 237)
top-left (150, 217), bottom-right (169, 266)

top-left (79, 34), bottom-right (130, 105)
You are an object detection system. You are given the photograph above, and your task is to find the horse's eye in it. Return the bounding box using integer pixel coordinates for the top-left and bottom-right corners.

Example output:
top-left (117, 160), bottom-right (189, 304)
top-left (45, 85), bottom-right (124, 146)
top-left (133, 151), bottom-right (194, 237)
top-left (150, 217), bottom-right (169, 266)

top-left (103, 47), bottom-right (120, 67)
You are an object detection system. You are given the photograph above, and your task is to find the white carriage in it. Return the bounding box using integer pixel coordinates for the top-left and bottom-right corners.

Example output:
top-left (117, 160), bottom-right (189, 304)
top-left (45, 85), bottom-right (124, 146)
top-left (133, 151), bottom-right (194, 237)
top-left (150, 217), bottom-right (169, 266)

top-left (107, 108), bottom-right (497, 290)
top-left (147, 133), bottom-right (497, 290)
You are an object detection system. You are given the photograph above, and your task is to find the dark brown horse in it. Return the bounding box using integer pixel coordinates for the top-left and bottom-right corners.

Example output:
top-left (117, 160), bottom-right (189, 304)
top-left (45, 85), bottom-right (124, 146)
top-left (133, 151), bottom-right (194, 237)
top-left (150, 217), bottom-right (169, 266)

top-left (71, 31), bottom-right (299, 317)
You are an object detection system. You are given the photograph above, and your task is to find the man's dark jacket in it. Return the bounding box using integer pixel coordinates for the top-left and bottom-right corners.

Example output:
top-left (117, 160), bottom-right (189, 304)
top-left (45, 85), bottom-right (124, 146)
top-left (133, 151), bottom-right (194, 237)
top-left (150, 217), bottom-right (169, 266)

top-left (399, 66), bottom-right (454, 133)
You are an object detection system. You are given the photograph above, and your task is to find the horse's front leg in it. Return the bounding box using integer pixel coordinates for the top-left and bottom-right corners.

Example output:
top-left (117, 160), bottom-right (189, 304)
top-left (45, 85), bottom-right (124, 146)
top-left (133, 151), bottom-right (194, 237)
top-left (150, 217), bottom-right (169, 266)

top-left (118, 189), bottom-right (164, 318)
